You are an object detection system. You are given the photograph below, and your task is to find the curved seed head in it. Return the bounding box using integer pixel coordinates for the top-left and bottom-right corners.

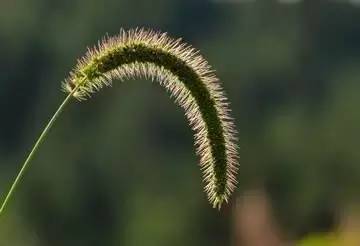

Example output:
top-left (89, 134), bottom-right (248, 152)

top-left (63, 28), bottom-right (239, 209)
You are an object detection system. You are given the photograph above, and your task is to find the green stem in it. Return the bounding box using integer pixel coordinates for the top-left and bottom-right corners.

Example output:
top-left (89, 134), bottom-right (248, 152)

top-left (0, 84), bottom-right (81, 216)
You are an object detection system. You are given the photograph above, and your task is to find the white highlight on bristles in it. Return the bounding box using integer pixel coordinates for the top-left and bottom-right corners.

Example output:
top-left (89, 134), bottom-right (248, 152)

top-left (63, 28), bottom-right (239, 208)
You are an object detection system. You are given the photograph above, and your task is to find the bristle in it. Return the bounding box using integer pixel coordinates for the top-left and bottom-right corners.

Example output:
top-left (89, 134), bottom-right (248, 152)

top-left (63, 28), bottom-right (239, 209)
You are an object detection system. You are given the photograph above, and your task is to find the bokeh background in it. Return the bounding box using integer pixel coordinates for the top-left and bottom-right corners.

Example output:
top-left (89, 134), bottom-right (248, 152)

top-left (1, 0), bottom-right (360, 245)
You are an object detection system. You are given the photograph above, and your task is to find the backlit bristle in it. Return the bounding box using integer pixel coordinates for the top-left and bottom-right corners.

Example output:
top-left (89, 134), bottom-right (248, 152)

top-left (63, 28), bottom-right (239, 209)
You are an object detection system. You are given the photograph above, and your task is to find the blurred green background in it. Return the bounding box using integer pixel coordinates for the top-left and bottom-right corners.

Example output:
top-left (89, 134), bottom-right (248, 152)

top-left (1, 0), bottom-right (360, 245)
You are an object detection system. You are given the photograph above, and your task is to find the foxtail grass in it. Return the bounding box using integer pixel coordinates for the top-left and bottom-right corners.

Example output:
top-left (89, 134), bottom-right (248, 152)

top-left (0, 28), bottom-right (239, 215)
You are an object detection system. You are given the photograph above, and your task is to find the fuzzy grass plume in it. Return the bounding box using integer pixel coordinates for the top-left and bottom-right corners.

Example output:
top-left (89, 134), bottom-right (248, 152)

top-left (0, 29), bottom-right (238, 215)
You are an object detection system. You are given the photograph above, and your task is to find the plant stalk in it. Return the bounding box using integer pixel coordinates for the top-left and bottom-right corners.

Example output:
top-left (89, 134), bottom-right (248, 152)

top-left (0, 84), bottom-right (81, 216)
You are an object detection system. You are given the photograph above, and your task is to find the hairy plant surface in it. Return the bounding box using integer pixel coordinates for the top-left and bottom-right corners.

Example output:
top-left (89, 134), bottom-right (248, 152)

top-left (0, 28), bottom-right (239, 215)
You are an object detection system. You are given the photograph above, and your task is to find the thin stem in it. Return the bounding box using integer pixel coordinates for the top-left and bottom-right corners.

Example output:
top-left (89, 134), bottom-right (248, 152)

top-left (0, 84), bottom-right (81, 216)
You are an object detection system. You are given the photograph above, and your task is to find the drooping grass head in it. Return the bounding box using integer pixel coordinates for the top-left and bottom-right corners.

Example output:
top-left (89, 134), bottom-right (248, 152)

top-left (63, 28), bottom-right (239, 209)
